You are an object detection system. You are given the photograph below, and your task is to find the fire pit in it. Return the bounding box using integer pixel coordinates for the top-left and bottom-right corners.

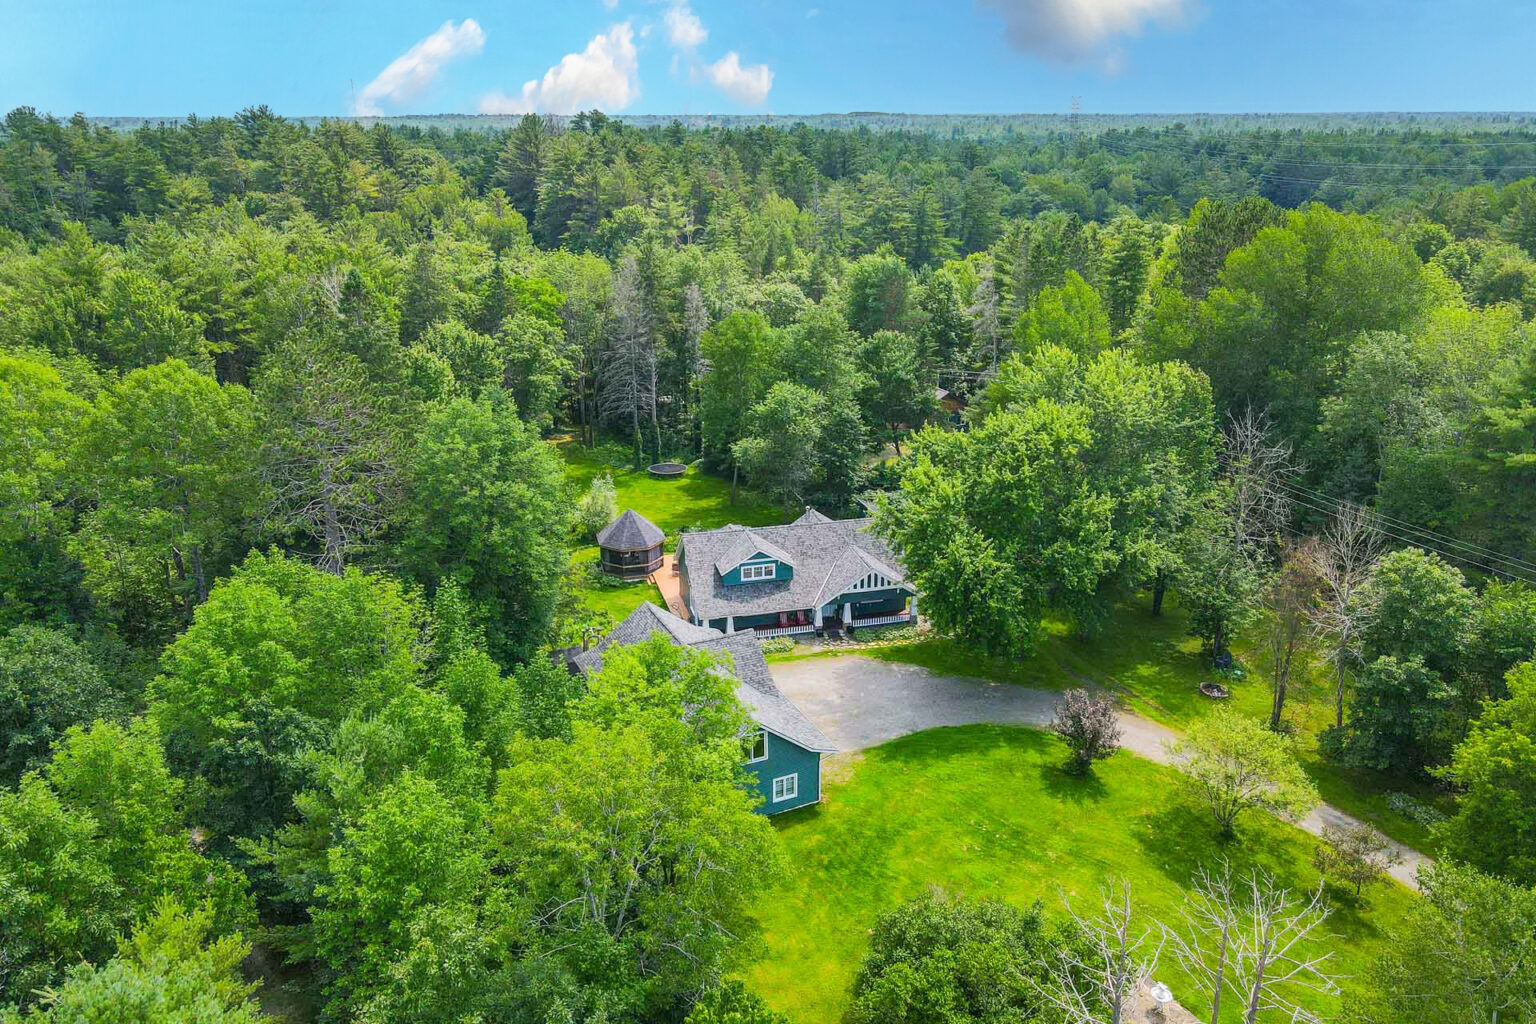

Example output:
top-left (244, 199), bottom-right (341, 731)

top-left (1199, 681), bottom-right (1230, 699)
top-left (648, 462), bottom-right (687, 478)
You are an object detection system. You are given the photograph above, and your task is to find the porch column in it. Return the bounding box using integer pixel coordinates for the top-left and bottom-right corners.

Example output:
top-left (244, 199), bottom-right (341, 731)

top-left (813, 605), bottom-right (824, 629)
top-left (841, 603), bottom-right (852, 626)
top-left (726, 616), bottom-right (735, 634)
top-left (909, 594), bottom-right (918, 622)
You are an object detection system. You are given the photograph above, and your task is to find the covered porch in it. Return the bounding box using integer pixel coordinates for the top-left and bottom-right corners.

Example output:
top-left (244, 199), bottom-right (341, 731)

top-left (704, 591), bottom-right (918, 637)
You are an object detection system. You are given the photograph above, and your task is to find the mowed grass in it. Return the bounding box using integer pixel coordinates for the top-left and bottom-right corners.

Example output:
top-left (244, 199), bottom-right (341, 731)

top-left (745, 725), bottom-right (1415, 1024)
top-left (855, 598), bottom-right (1444, 851)
top-left (557, 438), bottom-right (783, 620)
top-left (558, 438), bottom-right (782, 540)
top-left (567, 544), bottom-right (666, 621)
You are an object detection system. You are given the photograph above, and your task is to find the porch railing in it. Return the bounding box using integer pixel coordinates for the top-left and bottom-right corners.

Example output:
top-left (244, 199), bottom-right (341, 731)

top-left (752, 624), bottom-right (816, 638)
top-left (849, 612), bottom-right (912, 629)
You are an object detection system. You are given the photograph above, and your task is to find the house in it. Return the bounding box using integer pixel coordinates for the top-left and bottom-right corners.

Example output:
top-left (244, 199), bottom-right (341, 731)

top-left (674, 509), bottom-right (917, 638)
top-left (572, 602), bottom-right (835, 814)
top-left (936, 386), bottom-right (968, 428)
top-left (597, 508), bottom-right (665, 579)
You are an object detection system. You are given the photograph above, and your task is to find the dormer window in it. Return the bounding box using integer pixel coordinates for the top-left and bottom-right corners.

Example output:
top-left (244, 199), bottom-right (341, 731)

top-left (745, 729), bottom-right (767, 762)
top-left (740, 562), bottom-right (777, 582)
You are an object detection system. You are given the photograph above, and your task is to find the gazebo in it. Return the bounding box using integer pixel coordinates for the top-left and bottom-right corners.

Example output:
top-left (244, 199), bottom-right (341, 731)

top-left (597, 509), bottom-right (665, 579)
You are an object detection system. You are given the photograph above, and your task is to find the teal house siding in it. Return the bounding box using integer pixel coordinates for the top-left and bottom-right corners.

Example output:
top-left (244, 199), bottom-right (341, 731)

top-left (721, 557), bottom-right (793, 586)
top-left (846, 588), bottom-right (910, 617)
top-left (706, 611), bottom-right (789, 632)
top-left (745, 730), bottom-right (822, 814)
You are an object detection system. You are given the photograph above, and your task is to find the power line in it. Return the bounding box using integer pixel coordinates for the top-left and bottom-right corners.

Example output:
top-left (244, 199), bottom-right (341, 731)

top-left (1274, 474), bottom-right (1536, 575)
top-left (1268, 479), bottom-right (1536, 585)
top-left (1274, 489), bottom-right (1536, 585)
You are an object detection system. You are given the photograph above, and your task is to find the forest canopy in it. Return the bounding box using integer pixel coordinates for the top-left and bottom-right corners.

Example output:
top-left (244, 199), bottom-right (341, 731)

top-left (3, 104), bottom-right (1536, 1022)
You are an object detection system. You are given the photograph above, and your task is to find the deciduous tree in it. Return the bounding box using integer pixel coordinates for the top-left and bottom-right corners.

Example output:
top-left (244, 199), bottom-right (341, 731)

top-left (1168, 710), bottom-right (1318, 837)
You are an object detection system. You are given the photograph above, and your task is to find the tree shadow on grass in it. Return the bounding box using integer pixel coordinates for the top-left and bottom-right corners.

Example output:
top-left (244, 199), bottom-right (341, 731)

top-left (1037, 760), bottom-right (1110, 804)
top-left (1134, 802), bottom-right (1304, 888)
top-left (874, 723), bottom-right (1054, 765)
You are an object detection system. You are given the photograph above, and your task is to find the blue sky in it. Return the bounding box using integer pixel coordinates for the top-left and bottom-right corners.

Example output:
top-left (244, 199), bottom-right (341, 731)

top-left (1, 0), bottom-right (1531, 117)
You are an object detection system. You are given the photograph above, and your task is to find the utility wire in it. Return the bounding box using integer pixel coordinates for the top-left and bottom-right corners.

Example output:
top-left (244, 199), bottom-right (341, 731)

top-left (1267, 480), bottom-right (1536, 585)
top-left (1273, 474), bottom-right (1536, 575)
top-left (1273, 489), bottom-right (1536, 585)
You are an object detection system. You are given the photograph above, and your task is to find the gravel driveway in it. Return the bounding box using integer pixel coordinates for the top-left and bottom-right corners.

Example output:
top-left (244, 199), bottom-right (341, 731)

top-left (769, 653), bottom-right (1428, 889)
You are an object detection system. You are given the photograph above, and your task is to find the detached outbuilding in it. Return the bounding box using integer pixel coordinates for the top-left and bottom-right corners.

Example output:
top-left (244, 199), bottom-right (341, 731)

top-left (597, 509), bottom-right (665, 579)
top-left (573, 602), bottom-right (835, 814)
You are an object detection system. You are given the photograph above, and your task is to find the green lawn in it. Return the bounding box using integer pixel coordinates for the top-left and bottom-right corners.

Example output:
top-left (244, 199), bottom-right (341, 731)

top-left (851, 598), bottom-right (1445, 852)
top-left (745, 725), bottom-right (1414, 1024)
top-left (567, 544), bottom-right (665, 621)
top-left (557, 438), bottom-right (783, 620)
top-left (558, 438), bottom-right (782, 541)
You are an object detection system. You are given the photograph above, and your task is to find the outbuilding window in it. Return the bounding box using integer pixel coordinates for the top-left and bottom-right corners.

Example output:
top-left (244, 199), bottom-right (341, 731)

top-left (772, 773), bottom-right (799, 802)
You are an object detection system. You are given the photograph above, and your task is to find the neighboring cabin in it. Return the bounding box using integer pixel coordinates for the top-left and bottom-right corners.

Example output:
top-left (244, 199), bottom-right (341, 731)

top-left (597, 508), bottom-right (665, 579)
top-left (676, 508), bottom-right (917, 638)
top-left (572, 602), bottom-right (834, 814)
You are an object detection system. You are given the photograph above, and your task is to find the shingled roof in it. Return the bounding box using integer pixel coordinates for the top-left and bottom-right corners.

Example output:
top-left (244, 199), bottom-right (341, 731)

top-left (713, 528), bottom-right (797, 575)
top-left (597, 509), bottom-right (665, 551)
top-left (572, 603), bottom-right (834, 753)
top-left (677, 516), bottom-right (912, 622)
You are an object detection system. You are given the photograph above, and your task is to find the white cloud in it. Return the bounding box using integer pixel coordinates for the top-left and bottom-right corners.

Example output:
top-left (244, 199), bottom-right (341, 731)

top-left (702, 52), bottom-right (773, 105)
top-left (658, 2), bottom-right (774, 106)
top-left (478, 23), bottom-right (640, 115)
top-left (664, 2), bottom-right (708, 49)
top-left (354, 19), bottom-right (485, 116)
top-left (980, 0), bottom-right (1189, 63)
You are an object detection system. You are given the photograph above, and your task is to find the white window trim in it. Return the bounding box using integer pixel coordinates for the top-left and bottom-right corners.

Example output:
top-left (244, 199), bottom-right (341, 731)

top-left (740, 562), bottom-right (777, 582)
top-left (771, 773), bottom-right (799, 802)
top-left (745, 729), bottom-right (768, 764)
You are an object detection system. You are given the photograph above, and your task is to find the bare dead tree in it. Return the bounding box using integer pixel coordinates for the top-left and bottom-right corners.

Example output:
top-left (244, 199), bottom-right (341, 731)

top-left (1032, 881), bottom-right (1159, 1024)
top-left (1162, 862), bottom-right (1340, 1024)
top-left (966, 263), bottom-right (1003, 374)
top-left (1303, 504), bottom-right (1383, 728)
top-left (680, 282), bottom-right (709, 429)
top-left (258, 336), bottom-right (399, 574)
top-left (1264, 542), bottom-right (1320, 731)
top-left (1221, 408), bottom-right (1298, 557)
top-left (599, 254), bottom-right (658, 467)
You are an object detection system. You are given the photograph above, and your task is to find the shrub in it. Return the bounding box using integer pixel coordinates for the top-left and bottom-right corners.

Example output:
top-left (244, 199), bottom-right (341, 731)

top-left (1313, 822), bottom-right (1402, 899)
top-left (685, 981), bottom-right (788, 1024)
top-left (576, 472), bottom-right (618, 540)
top-left (1050, 688), bottom-right (1123, 774)
top-left (1386, 791), bottom-right (1447, 826)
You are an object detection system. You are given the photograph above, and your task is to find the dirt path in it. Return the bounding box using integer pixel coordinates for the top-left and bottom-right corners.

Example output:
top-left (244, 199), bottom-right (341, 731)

top-left (769, 654), bottom-right (1429, 889)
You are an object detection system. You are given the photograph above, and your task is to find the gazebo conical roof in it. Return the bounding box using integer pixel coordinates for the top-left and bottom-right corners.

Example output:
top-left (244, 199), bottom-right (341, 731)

top-left (597, 509), bottom-right (665, 551)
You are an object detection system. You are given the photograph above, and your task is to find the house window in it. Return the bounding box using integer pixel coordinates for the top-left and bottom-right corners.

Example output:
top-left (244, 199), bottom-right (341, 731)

top-left (772, 773), bottom-right (799, 802)
top-left (745, 729), bottom-right (767, 763)
top-left (740, 562), bottom-right (777, 582)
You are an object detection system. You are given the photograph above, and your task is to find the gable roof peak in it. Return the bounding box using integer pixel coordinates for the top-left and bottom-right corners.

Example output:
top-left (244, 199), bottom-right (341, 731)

top-left (714, 529), bottom-right (797, 576)
top-left (793, 507), bottom-right (834, 526)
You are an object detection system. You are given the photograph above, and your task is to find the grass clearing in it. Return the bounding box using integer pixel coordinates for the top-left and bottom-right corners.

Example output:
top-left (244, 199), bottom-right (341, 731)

top-left (557, 438), bottom-right (781, 620)
top-left (745, 725), bottom-right (1414, 1024)
top-left (843, 598), bottom-right (1445, 852)
top-left (558, 438), bottom-right (781, 541)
